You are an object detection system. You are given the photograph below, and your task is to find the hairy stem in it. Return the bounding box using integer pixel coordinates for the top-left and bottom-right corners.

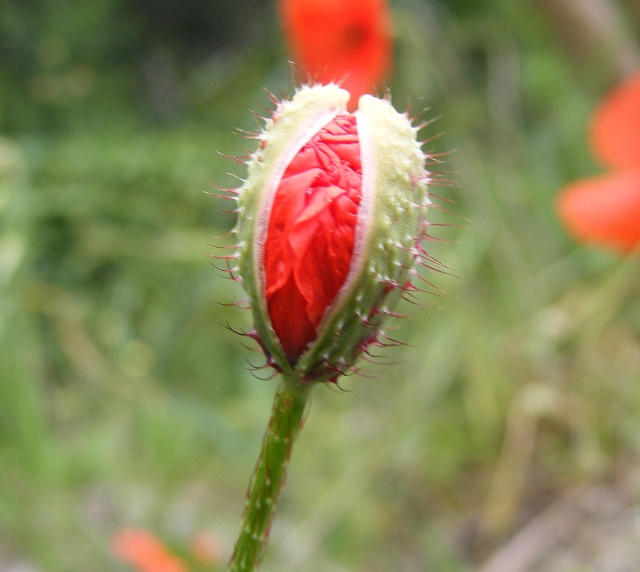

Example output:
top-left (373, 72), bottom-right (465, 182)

top-left (227, 375), bottom-right (312, 571)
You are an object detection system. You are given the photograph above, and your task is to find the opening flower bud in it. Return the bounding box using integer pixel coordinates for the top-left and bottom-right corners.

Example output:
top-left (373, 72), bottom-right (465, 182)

top-left (234, 84), bottom-right (430, 382)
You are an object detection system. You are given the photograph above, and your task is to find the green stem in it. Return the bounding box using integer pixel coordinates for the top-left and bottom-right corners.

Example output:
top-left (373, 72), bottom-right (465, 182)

top-left (227, 374), bottom-right (312, 571)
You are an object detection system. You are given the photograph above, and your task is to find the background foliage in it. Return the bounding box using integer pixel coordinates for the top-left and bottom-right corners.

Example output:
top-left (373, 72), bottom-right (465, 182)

top-left (1, 0), bottom-right (640, 570)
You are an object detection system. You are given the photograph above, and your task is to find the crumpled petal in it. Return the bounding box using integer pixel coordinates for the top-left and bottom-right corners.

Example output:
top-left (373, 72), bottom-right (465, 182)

top-left (556, 169), bottom-right (640, 253)
top-left (278, 0), bottom-right (392, 110)
top-left (590, 72), bottom-right (640, 171)
top-left (265, 114), bottom-right (362, 362)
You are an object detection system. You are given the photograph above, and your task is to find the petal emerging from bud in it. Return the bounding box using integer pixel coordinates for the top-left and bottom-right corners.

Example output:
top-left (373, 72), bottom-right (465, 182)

top-left (265, 115), bottom-right (362, 362)
top-left (235, 84), bottom-right (430, 382)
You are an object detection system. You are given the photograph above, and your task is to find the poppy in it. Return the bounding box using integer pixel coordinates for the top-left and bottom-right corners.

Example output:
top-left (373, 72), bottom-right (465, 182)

top-left (556, 72), bottom-right (640, 253)
top-left (112, 529), bottom-right (188, 572)
top-left (278, 0), bottom-right (392, 109)
top-left (232, 84), bottom-right (429, 382)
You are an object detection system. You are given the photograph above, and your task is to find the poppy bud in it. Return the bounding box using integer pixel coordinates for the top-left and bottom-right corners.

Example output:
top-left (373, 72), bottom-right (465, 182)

top-left (233, 84), bottom-right (430, 383)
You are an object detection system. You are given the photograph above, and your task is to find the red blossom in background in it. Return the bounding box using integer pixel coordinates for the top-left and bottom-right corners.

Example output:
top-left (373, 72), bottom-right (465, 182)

top-left (278, 0), bottom-right (392, 109)
top-left (112, 528), bottom-right (224, 571)
top-left (112, 529), bottom-right (188, 572)
top-left (556, 71), bottom-right (640, 253)
top-left (264, 114), bottom-right (362, 363)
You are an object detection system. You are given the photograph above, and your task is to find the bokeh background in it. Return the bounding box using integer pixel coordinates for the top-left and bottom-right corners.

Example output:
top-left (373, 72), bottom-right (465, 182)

top-left (2, 0), bottom-right (640, 570)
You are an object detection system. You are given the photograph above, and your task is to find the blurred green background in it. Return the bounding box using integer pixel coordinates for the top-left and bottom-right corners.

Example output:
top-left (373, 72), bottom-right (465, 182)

top-left (2, 0), bottom-right (640, 570)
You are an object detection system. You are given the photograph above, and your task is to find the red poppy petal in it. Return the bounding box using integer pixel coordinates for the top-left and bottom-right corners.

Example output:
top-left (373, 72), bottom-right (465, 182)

top-left (556, 169), bottom-right (640, 253)
top-left (113, 529), bottom-right (166, 564)
top-left (265, 114), bottom-right (362, 361)
top-left (590, 71), bottom-right (640, 170)
top-left (112, 529), bottom-right (189, 572)
top-left (278, 0), bottom-right (392, 109)
top-left (142, 554), bottom-right (188, 572)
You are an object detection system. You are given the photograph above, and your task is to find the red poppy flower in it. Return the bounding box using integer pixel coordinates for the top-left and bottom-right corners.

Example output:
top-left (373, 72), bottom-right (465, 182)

top-left (590, 73), bottom-right (640, 171)
top-left (556, 71), bottom-right (640, 253)
top-left (278, 0), bottom-right (392, 109)
top-left (112, 529), bottom-right (188, 572)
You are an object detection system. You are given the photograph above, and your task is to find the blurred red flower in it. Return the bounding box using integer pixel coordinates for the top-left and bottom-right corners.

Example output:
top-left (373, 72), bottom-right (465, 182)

top-left (278, 0), bottom-right (392, 109)
top-left (556, 72), bottom-right (640, 253)
top-left (112, 528), bottom-right (188, 572)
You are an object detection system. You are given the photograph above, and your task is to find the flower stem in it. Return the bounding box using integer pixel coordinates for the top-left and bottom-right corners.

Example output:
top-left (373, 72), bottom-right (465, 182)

top-left (227, 374), bottom-right (312, 571)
